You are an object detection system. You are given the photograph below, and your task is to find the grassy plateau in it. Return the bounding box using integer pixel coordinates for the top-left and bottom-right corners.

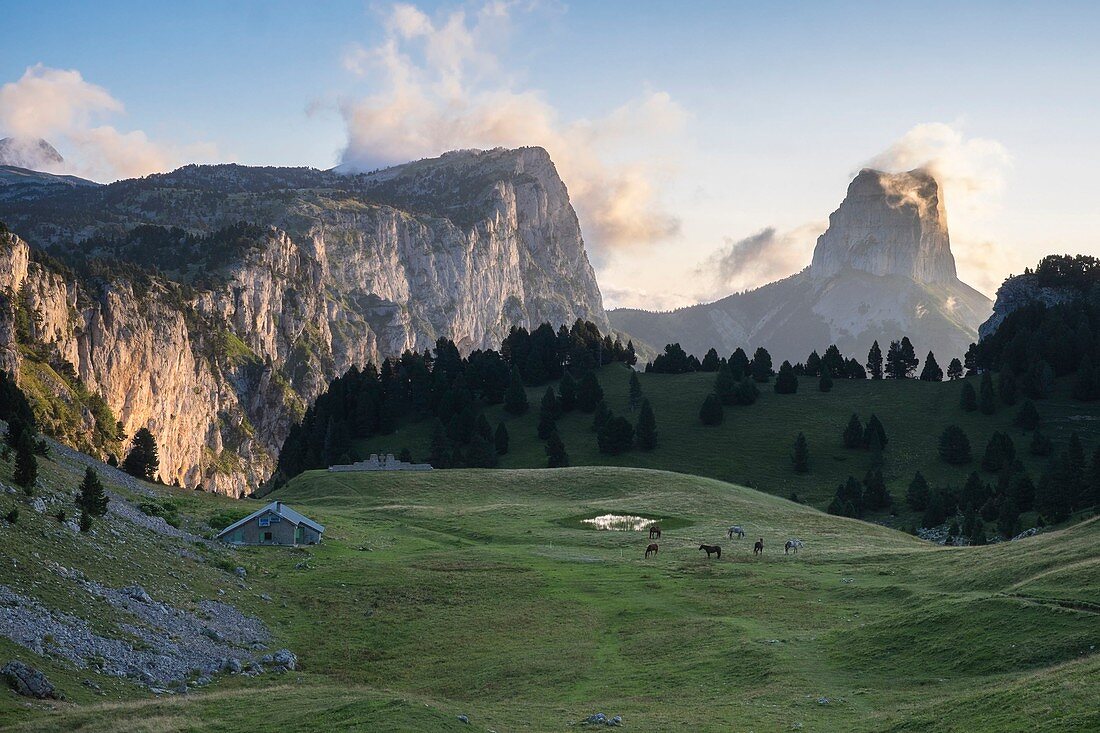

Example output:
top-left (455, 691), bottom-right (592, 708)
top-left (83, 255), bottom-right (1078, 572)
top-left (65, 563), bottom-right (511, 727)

top-left (2, 456), bottom-right (1097, 731)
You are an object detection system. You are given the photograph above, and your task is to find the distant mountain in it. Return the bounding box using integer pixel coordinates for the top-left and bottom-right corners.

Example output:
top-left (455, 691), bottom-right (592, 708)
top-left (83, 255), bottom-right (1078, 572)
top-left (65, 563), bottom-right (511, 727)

top-left (611, 168), bottom-right (992, 364)
top-left (0, 137), bottom-right (65, 170)
top-left (0, 165), bottom-right (99, 202)
top-left (0, 147), bottom-right (607, 495)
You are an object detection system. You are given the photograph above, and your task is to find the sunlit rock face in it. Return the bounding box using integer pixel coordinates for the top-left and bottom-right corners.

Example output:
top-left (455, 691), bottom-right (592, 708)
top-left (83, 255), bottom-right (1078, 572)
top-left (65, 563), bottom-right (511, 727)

top-left (611, 168), bottom-right (991, 364)
top-left (0, 138), bottom-right (65, 171)
top-left (810, 168), bottom-right (957, 284)
top-left (978, 273), bottom-right (1078, 341)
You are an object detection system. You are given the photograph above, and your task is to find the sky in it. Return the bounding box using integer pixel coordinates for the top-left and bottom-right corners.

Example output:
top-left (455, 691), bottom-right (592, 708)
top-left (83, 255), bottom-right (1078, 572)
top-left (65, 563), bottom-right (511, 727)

top-left (2, 0), bottom-right (1099, 308)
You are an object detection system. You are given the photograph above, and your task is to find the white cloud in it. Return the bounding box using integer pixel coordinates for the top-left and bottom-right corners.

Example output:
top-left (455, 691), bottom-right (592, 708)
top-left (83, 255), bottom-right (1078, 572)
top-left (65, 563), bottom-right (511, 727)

top-left (335, 2), bottom-right (687, 258)
top-left (0, 64), bottom-right (219, 181)
top-left (694, 222), bottom-right (825, 301)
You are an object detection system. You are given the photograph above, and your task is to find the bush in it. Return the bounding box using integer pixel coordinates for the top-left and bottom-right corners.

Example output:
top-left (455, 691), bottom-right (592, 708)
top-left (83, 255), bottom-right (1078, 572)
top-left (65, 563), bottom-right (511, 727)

top-left (698, 394), bottom-right (723, 426)
top-left (4, 508), bottom-right (17, 524)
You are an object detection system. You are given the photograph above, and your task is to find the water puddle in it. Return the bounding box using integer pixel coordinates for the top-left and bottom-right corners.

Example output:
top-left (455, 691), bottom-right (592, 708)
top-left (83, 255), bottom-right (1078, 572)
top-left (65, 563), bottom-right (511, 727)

top-left (581, 514), bottom-right (657, 531)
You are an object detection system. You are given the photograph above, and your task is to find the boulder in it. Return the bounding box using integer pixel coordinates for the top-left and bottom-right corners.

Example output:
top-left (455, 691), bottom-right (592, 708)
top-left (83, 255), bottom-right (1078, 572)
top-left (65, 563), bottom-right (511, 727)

top-left (121, 585), bottom-right (153, 604)
top-left (2, 661), bottom-right (61, 699)
top-left (272, 649), bottom-right (297, 671)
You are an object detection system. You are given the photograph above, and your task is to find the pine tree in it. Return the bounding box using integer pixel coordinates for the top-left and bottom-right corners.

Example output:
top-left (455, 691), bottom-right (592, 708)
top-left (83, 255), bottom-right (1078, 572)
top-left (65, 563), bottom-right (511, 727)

top-left (867, 341), bottom-right (884, 380)
top-left (960, 382), bottom-right (978, 412)
top-left (628, 371), bottom-right (644, 411)
top-left (79, 510), bottom-right (92, 533)
top-left (558, 371), bottom-right (578, 412)
top-left (494, 422), bottom-right (509, 455)
top-left (938, 425), bottom-right (972, 464)
top-left (537, 387), bottom-right (558, 440)
top-left (700, 348), bottom-right (721, 372)
top-left (750, 347), bottom-right (773, 383)
top-left (842, 414), bottom-right (863, 449)
top-left (428, 419), bottom-right (450, 468)
top-left (906, 471), bottom-right (930, 511)
top-left (818, 369), bottom-right (833, 393)
top-left (1072, 355), bottom-right (1099, 401)
top-left (947, 358), bottom-right (964, 381)
top-left (398, 447), bottom-right (413, 463)
top-left (1029, 429), bottom-right (1053, 457)
top-left (732, 379), bottom-right (759, 405)
top-left (597, 415), bottom-right (634, 455)
top-left (863, 414), bottom-right (888, 449)
top-left (475, 413), bottom-right (493, 442)
top-left (123, 427), bottom-right (160, 481)
top-left (13, 432), bottom-right (37, 493)
top-left (998, 369), bottom-right (1018, 406)
top-left (919, 351), bottom-right (943, 381)
top-left (774, 361), bottom-right (798, 394)
top-left (997, 497), bottom-right (1020, 539)
top-left (1013, 399), bottom-right (1040, 431)
top-left (545, 430), bottom-right (569, 468)
top-left (862, 469), bottom-right (891, 510)
top-left (699, 393), bottom-right (724, 425)
top-left (576, 371), bottom-right (604, 412)
top-left (805, 351), bottom-right (822, 377)
top-left (504, 366), bottom-right (529, 415)
top-left (635, 399), bottom-right (658, 451)
top-left (592, 401), bottom-right (610, 433)
top-left (729, 348), bottom-right (750, 379)
top-left (76, 467), bottom-right (108, 518)
top-left (900, 337), bottom-right (919, 377)
top-left (465, 433), bottom-right (498, 468)
top-left (979, 372), bottom-right (996, 415)
top-left (714, 363), bottom-right (736, 405)
top-left (791, 432), bottom-right (809, 473)
top-left (981, 432), bottom-right (1016, 473)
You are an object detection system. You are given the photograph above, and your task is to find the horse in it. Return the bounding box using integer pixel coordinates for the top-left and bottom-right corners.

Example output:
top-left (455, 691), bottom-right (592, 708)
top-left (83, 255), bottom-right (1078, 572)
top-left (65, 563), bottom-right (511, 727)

top-left (728, 525), bottom-right (745, 539)
top-left (649, 525), bottom-right (661, 539)
top-left (645, 543), bottom-right (659, 558)
top-left (753, 538), bottom-right (764, 555)
top-left (784, 539), bottom-right (804, 554)
top-left (699, 544), bottom-right (721, 559)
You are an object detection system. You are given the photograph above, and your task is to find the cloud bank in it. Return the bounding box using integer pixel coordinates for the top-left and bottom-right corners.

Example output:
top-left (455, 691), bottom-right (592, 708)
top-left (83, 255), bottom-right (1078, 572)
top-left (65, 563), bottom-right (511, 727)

top-left (336, 2), bottom-right (687, 259)
top-left (0, 64), bottom-right (218, 181)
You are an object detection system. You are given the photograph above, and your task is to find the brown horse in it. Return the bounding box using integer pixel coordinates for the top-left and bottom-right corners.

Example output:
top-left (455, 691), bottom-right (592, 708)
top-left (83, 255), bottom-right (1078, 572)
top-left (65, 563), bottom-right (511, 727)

top-left (699, 544), bottom-right (721, 559)
top-left (645, 543), bottom-right (659, 558)
top-left (753, 538), bottom-right (764, 555)
top-left (649, 525), bottom-right (661, 539)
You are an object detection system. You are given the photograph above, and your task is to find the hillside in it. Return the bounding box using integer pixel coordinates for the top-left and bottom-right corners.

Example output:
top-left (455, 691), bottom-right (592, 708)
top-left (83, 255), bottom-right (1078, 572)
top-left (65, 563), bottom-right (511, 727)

top-left (357, 363), bottom-right (1098, 521)
top-left (3, 465), bottom-right (1096, 731)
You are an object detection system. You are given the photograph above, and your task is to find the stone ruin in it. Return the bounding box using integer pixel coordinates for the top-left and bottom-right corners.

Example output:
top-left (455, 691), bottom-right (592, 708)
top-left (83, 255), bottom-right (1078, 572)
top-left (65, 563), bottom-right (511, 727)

top-left (328, 453), bottom-right (433, 472)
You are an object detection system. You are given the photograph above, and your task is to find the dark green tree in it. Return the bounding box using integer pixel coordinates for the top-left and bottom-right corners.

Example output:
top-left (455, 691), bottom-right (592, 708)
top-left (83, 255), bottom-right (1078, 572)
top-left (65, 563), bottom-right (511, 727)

top-left (537, 387), bottom-right (559, 440)
top-left (947, 358), bottom-right (964, 381)
top-left (597, 415), bottom-right (634, 455)
top-left (495, 422), bottom-right (510, 455)
top-left (750, 347), bottom-right (773, 383)
top-left (867, 341), bottom-right (884, 380)
top-left (938, 425), bottom-right (972, 464)
top-left (475, 413), bottom-right (493, 442)
top-left (979, 372), bottom-right (996, 415)
top-left (805, 350), bottom-right (822, 376)
top-left (700, 348), bottom-right (721, 372)
top-left (576, 371), bottom-right (604, 412)
top-left (558, 371), bottom-right (578, 412)
top-left (428, 419), bottom-right (450, 468)
top-left (960, 382), bottom-right (978, 412)
top-left (76, 467), bottom-right (108, 519)
top-left (842, 414), bottom-right (864, 449)
top-left (13, 432), bottom-right (37, 493)
top-left (729, 348), bottom-right (750, 379)
top-left (980, 432), bottom-right (1016, 473)
top-left (592, 401), bottom-right (610, 433)
top-left (863, 414), bottom-right (888, 449)
top-left (732, 379), bottom-right (759, 405)
top-left (714, 363), bottom-right (737, 405)
top-left (818, 370), bottom-right (833, 393)
top-left (998, 369), bottom-right (1018, 406)
top-left (504, 366), bottom-right (529, 415)
top-left (919, 351), bottom-right (943, 381)
top-left (906, 471), bottom-right (930, 511)
top-left (635, 399), bottom-right (658, 451)
top-left (1029, 429), bottom-right (1053, 457)
top-left (862, 468), bottom-right (891, 510)
top-left (1013, 399), bottom-right (1040, 431)
top-left (123, 427), bottom-right (160, 481)
top-left (774, 361), bottom-right (798, 394)
top-left (465, 434), bottom-right (498, 468)
top-left (997, 497), bottom-right (1020, 539)
top-left (699, 393), bottom-right (724, 426)
top-left (791, 432), bottom-right (809, 473)
top-left (545, 429), bottom-right (569, 468)
top-left (628, 371), bottom-right (644, 411)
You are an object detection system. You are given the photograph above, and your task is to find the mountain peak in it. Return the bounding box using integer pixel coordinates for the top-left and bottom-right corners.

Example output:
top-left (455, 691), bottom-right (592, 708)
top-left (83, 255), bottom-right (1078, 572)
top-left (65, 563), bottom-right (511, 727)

top-left (810, 167), bottom-right (956, 284)
top-left (0, 137), bottom-right (64, 171)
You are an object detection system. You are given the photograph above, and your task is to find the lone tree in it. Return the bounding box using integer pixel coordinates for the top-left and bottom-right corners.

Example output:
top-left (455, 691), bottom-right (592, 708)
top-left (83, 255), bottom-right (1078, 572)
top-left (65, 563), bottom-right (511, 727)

top-left (979, 372), bottom-right (996, 415)
top-left (699, 393), bottom-right (724, 426)
top-left (791, 432), bottom-right (809, 473)
top-left (960, 382), bottom-right (978, 412)
top-left (494, 422), bottom-right (510, 455)
top-left (504, 366), bottom-right (529, 415)
top-left (906, 471), bottom-right (930, 511)
top-left (13, 431), bottom-right (37, 493)
top-left (635, 399), bottom-right (658, 451)
top-left (947, 358), bottom-right (964, 381)
top-left (774, 361), bottom-right (798, 394)
top-left (919, 351), bottom-right (943, 381)
top-left (76, 467), bottom-right (108, 531)
top-left (867, 341), bottom-right (884, 380)
top-left (938, 425), bottom-right (972, 465)
top-left (545, 430), bottom-right (569, 468)
top-left (123, 427), bottom-right (160, 481)
top-left (842, 414), bottom-right (864, 449)
top-left (863, 414), bottom-right (888, 450)
top-left (628, 371), bottom-right (644, 411)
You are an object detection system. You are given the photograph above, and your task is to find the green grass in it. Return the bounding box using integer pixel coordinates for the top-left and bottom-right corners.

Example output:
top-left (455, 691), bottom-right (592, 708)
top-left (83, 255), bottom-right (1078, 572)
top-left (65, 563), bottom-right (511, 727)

top-left (359, 364), bottom-right (1099, 518)
top-left (4, 465), bottom-right (1096, 732)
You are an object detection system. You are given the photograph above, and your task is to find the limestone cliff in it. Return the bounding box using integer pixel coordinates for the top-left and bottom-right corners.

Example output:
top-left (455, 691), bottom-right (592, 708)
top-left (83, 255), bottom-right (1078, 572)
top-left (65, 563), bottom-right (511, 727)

top-left (0, 147), bottom-right (608, 495)
top-left (611, 168), bottom-right (991, 364)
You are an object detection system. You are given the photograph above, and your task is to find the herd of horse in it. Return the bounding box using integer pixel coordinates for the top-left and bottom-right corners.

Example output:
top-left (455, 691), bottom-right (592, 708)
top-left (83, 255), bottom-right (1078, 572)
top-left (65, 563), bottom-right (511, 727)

top-left (643, 523), bottom-right (804, 560)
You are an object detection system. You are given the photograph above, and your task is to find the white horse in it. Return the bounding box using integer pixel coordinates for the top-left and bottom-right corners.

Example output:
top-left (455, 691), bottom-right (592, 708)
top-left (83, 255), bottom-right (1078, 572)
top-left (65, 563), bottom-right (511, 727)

top-left (728, 525), bottom-right (745, 539)
top-left (784, 539), bottom-right (804, 554)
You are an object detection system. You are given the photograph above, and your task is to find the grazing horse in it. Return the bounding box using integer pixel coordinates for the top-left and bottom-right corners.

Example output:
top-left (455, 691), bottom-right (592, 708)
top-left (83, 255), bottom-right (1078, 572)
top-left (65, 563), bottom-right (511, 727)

top-left (728, 525), bottom-right (745, 539)
top-left (699, 544), bottom-right (721, 559)
top-left (785, 539), bottom-right (804, 554)
top-left (753, 538), bottom-right (764, 555)
top-left (649, 525), bottom-right (661, 539)
top-left (645, 543), bottom-right (659, 558)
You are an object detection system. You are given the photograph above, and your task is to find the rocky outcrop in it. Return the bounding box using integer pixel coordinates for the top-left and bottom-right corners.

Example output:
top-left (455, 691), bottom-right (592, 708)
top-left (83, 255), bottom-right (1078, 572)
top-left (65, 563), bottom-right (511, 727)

top-left (611, 168), bottom-right (991, 364)
top-left (0, 147), bottom-right (608, 495)
top-left (978, 273), bottom-right (1078, 341)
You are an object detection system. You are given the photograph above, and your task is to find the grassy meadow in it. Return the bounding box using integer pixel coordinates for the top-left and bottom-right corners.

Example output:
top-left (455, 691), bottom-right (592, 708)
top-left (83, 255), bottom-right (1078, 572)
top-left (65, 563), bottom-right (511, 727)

top-left (4, 464), bottom-right (1097, 732)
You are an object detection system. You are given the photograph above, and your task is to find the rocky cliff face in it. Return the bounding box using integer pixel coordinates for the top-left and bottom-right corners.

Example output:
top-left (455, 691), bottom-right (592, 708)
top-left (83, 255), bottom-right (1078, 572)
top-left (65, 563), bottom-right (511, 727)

top-left (611, 168), bottom-right (991, 364)
top-left (978, 274), bottom-right (1078, 341)
top-left (0, 146), bottom-right (608, 495)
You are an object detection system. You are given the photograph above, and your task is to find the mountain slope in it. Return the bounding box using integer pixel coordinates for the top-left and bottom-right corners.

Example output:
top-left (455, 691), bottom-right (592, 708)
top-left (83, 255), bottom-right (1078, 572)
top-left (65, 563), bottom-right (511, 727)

top-left (611, 168), bottom-right (992, 363)
top-left (0, 147), bottom-right (607, 494)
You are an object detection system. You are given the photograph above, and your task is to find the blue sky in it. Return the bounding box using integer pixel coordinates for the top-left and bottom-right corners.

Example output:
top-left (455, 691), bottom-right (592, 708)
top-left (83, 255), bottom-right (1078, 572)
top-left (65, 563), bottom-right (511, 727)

top-left (3, 1), bottom-right (1099, 306)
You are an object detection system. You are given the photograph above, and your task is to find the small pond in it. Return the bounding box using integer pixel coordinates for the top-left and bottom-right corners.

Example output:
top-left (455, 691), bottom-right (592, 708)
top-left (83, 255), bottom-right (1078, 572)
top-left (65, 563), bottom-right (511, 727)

top-left (581, 514), bottom-right (657, 531)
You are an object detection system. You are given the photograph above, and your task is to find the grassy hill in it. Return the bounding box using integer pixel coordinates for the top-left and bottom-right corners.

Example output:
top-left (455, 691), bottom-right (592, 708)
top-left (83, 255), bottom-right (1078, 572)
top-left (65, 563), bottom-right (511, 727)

top-left (5, 464), bottom-right (1097, 731)
top-left (357, 364), bottom-right (1099, 518)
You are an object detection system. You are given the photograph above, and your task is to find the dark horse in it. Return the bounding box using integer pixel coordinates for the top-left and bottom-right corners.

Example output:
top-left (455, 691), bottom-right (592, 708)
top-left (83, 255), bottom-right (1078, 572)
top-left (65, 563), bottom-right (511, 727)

top-left (645, 543), bottom-right (659, 558)
top-left (699, 544), bottom-right (721, 559)
top-left (649, 525), bottom-right (661, 539)
top-left (753, 538), bottom-right (764, 555)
